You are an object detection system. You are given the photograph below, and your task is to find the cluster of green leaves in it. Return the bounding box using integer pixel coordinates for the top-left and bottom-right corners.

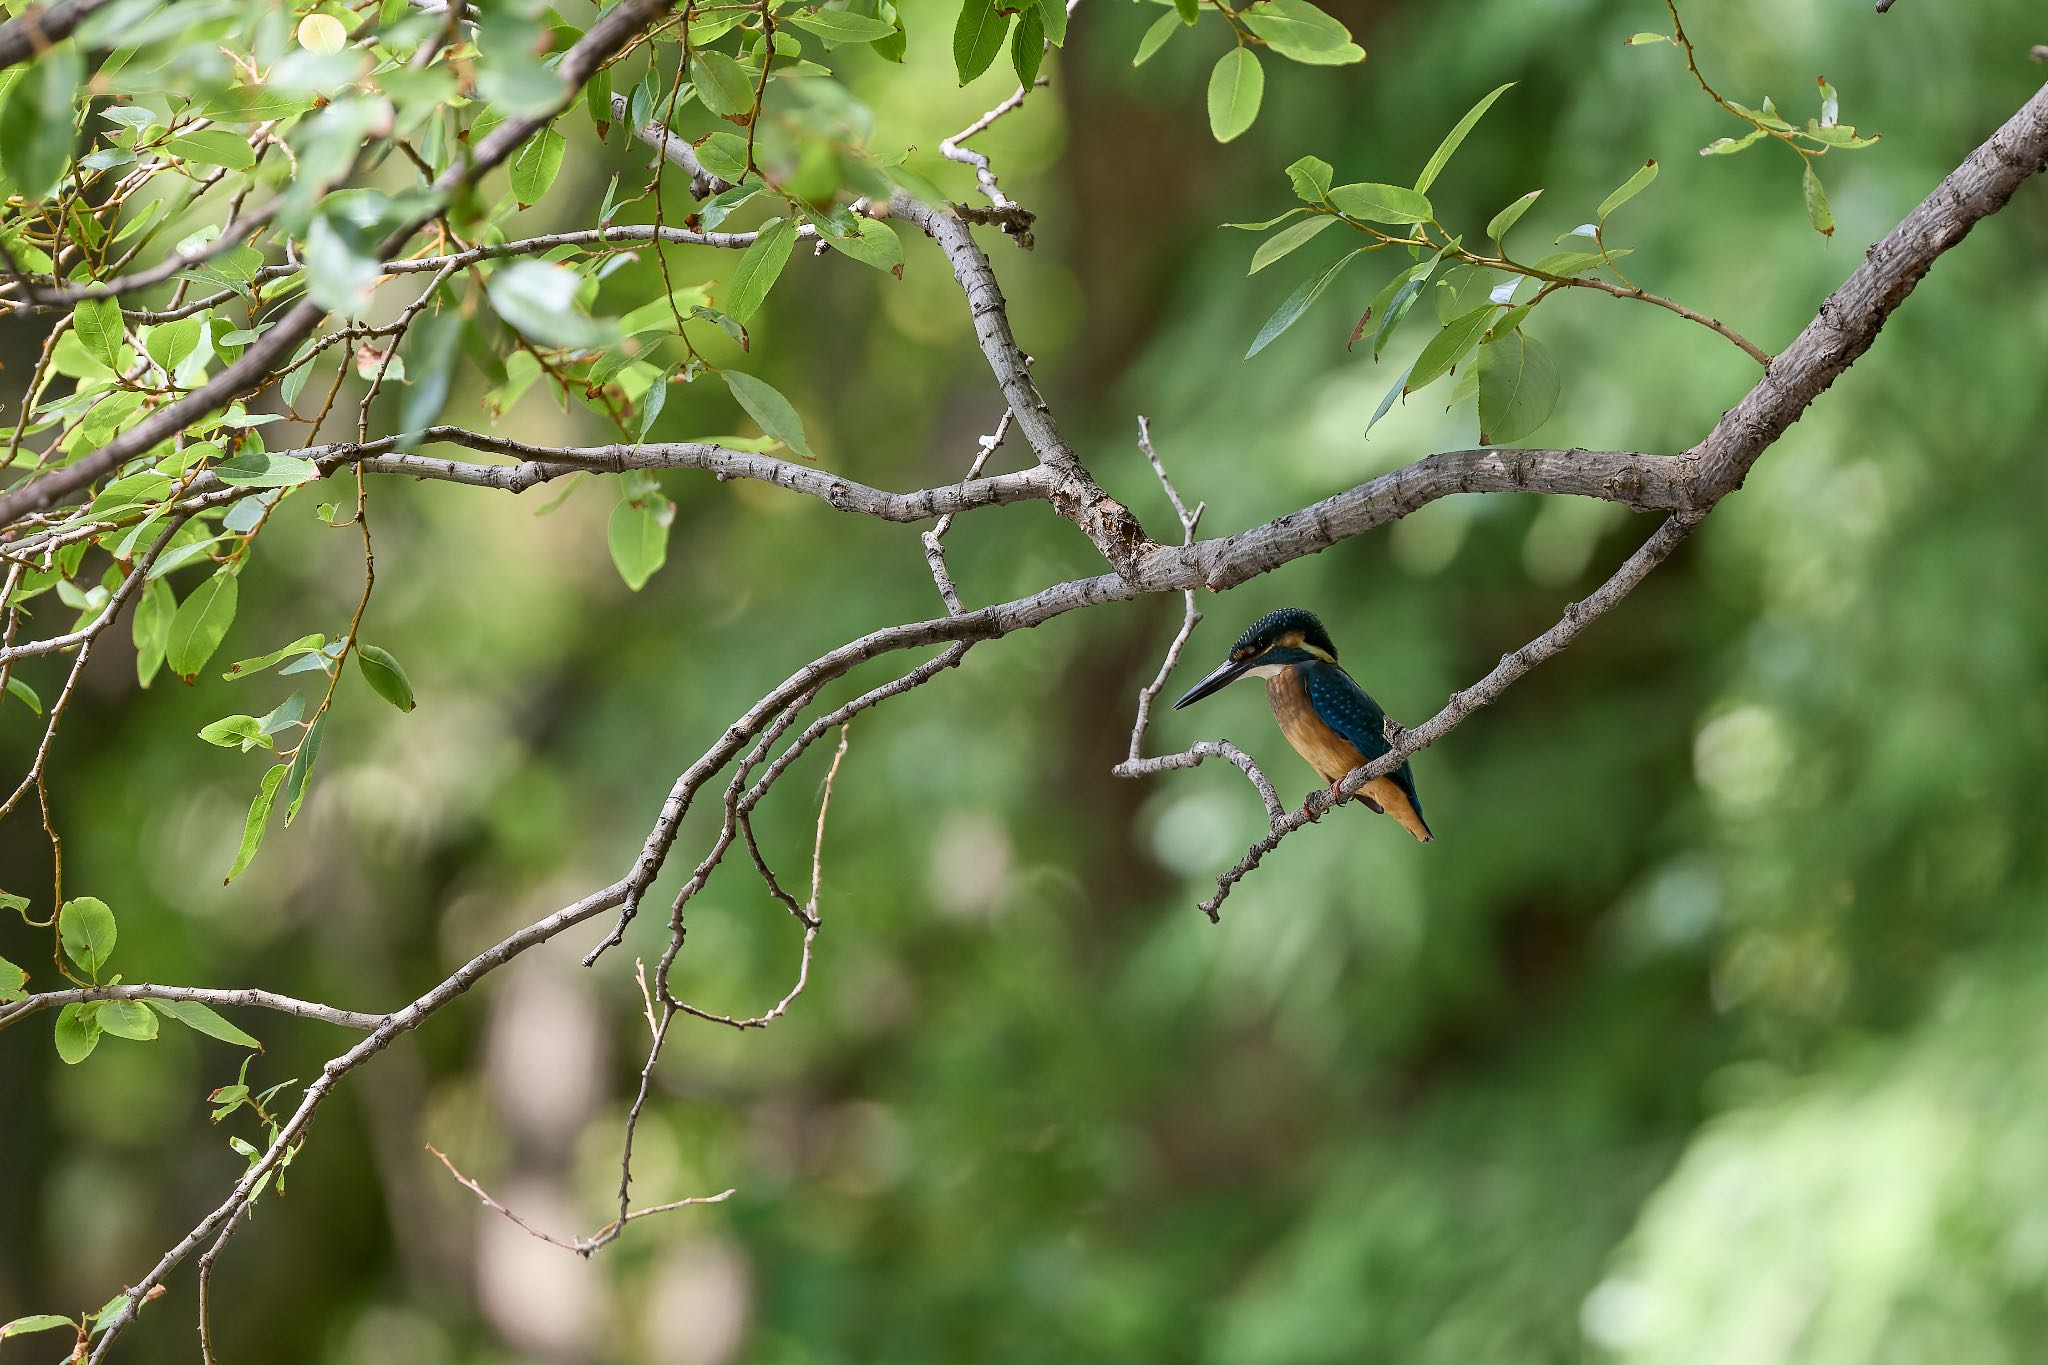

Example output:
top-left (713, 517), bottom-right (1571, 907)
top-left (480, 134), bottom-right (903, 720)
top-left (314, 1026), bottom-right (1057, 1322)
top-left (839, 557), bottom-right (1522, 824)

top-left (1627, 31), bottom-right (1878, 237)
top-left (1128, 0), bottom-right (1364, 142)
top-left (0, 895), bottom-right (261, 1063)
top-left (1233, 84), bottom-right (1674, 444)
top-left (953, 0), bottom-right (1068, 93)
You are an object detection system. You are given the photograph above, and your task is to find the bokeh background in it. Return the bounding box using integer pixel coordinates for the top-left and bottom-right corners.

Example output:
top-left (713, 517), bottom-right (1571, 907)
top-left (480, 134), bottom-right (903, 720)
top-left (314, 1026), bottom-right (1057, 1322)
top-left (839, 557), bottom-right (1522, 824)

top-left (7, 0), bottom-right (2048, 1360)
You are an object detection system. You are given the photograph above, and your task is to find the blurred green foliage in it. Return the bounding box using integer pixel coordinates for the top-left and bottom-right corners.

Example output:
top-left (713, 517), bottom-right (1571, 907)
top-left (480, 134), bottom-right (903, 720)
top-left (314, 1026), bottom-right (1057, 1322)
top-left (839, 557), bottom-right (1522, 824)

top-left (6, 0), bottom-right (2048, 1361)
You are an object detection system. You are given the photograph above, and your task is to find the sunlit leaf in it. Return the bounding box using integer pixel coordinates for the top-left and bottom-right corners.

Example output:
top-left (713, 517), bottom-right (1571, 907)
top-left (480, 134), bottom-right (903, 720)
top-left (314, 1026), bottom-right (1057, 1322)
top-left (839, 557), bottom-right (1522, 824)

top-left (1207, 49), bottom-right (1263, 143)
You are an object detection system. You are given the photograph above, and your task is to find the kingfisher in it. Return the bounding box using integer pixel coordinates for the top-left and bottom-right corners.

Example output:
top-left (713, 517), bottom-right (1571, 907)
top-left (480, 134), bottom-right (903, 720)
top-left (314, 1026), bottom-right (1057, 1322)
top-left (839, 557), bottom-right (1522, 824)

top-left (1173, 607), bottom-right (1432, 842)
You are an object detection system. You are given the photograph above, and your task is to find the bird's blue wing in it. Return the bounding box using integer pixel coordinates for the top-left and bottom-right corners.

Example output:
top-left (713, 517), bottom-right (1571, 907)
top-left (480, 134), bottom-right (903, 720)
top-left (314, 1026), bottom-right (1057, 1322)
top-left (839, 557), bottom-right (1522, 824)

top-left (1300, 661), bottom-right (1425, 817)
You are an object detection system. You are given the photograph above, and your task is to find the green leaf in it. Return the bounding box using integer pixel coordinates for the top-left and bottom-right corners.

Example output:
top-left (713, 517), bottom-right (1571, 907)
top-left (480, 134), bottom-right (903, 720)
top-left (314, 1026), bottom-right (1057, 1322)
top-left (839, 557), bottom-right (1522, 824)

top-left (1701, 128), bottom-right (1768, 157)
top-left (165, 129), bottom-right (257, 170)
top-left (1528, 247), bottom-right (1631, 278)
top-left (198, 714), bottom-right (271, 750)
top-left (1207, 49), bottom-right (1263, 143)
top-left (1221, 209), bottom-right (1309, 231)
top-left (1173, 0), bottom-right (1198, 23)
top-left (814, 212), bottom-right (903, 272)
top-left (488, 260), bottom-right (620, 350)
top-left (726, 217), bottom-right (798, 323)
top-left (1486, 189), bottom-right (1542, 243)
top-left (356, 643), bottom-right (416, 711)
top-left (5, 674), bottom-right (42, 715)
top-left (223, 633), bottom-right (328, 680)
top-left (0, 954), bottom-right (27, 1004)
top-left (1477, 330), bottom-right (1560, 444)
top-left (1239, 0), bottom-right (1360, 65)
top-left (1816, 74), bottom-right (1839, 128)
top-left (213, 451), bottom-right (319, 488)
top-left (53, 1003), bottom-right (100, 1064)
top-left (1011, 4), bottom-right (1045, 88)
top-left (953, 0), bottom-right (1010, 83)
top-left (1249, 214), bottom-right (1337, 274)
top-left (1367, 259), bottom-right (1435, 360)
top-left (1405, 304), bottom-right (1498, 394)
top-left (608, 488), bottom-right (677, 591)
top-left (59, 896), bottom-right (116, 978)
top-left (1366, 361), bottom-right (1416, 435)
top-left (787, 9), bottom-right (898, 43)
top-left (1328, 181), bottom-right (1432, 225)
top-left (144, 316), bottom-right (203, 375)
top-left (691, 50), bottom-right (758, 119)
top-left (1245, 249), bottom-right (1362, 359)
top-left (1415, 82), bottom-right (1512, 193)
top-left (1597, 158), bottom-right (1658, 224)
top-left (1286, 155), bottom-right (1334, 202)
top-left (1037, 0), bottom-right (1068, 46)
top-left (98, 1000), bottom-right (158, 1041)
top-left (508, 123), bottom-right (566, 205)
top-left (152, 998), bottom-right (262, 1048)
top-left (284, 711), bottom-right (326, 825)
top-left (1132, 11), bottom-right (1178, 65)
top-left (225, 764), bottom-right (287, 884)
top-left (1624, 31), bottom-right (1669, 44)
top-left (0, 45), bottom-right (83, 201)
top-left (723, 370), bottom-right (816, 457)
top-left (133, 578), bottom-right (174, 688)
top-left (1801, 160), bottom-right (1834, 237)
top-left (167, 568), bottom-right (239, 681)
top-left (73, 297), bottom-right (124, 371)
top-left (0, 1315), bottom-right (74, 1342)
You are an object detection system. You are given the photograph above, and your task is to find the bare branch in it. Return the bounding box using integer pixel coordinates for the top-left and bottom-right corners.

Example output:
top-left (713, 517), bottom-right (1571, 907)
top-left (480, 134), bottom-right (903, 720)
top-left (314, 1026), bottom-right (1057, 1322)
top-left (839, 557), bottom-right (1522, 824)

top-left (427, 1145), bottom-right (733, 1258)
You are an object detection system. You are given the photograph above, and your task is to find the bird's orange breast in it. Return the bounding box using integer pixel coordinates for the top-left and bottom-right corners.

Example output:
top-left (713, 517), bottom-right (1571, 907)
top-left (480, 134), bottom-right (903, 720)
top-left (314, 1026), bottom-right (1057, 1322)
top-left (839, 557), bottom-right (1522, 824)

top-left (1266, 669), bottom-right (1431, 842)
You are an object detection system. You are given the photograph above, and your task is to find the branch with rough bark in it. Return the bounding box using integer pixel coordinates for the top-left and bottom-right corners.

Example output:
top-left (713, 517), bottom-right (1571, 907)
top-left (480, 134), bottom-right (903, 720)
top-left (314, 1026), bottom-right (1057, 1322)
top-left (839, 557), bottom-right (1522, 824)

top-left (3, 9), bottom-right (2044, 1354)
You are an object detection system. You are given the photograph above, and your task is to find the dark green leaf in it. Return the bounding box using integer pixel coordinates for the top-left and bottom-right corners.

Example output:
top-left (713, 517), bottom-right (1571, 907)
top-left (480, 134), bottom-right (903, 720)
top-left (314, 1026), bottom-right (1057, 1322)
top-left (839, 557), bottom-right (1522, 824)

top-left (1037, 0), bottom-right (1068, 46)
top-left (691, 50), bottom-right (758, 119)
top-left (1477, 330), bottom-right (1560, 444)
top-left (284, 711), bottom-right (326, 826)
top-left (225, 764), bottom-right (288, 884)
top-left (508, 123), bottom-right (566, 205)
top-left (1405, 304), bottom-right (1498, 394)
top-left (1207, 49), bottom-right (1263, 143)
top-left (1173, 0), bottom-right (1198, 22)
top-left (167, 568), bottom-right (239, 681)
top-left (356, 644), bottom-right (416, 711)
top-left (1245, 249), bottom-right (1362, 359)
top-left (953, 0), bottom-right (1011, 83)
top-left (0, 45), bottom-right (83, 201)
top-left (1011, 5), bottom-right (1045, 88)
top-left (1249, 214), bottom-right (1337, 274)
top-left (1415, 82), bottom-right (1512, 193)
top-left (726, 217), bottom-right (798, 323)
top-left (724, 370), bottom-right (816, 457)
top-left (133, 578), bottom-right (174, 688)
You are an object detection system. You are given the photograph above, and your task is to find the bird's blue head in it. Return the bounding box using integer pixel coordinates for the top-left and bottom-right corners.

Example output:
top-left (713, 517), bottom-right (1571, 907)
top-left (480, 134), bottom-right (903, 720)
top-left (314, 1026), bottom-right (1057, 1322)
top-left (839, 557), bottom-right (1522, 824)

top-left (1173, 608), bottom-right (1339, 709)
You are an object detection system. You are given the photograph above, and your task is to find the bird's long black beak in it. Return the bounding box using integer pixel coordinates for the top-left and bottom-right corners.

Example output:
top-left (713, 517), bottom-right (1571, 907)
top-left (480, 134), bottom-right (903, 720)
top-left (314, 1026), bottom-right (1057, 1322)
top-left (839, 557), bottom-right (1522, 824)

top-left (1173, 656), bottom-right (1253, 710)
